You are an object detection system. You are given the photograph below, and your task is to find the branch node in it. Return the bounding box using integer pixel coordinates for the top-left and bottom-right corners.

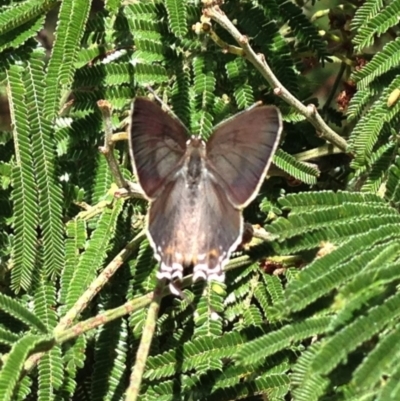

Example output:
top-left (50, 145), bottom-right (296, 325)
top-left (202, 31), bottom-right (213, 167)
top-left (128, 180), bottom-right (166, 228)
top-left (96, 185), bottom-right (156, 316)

top-left (97, 99), bottom-right (112, 112)
top-left (307, 103), bottom-right (317, 114)
top-left (256, 52), bottom-right (265, 63)
top-left (239, 35), bottom-right (248, 44)
top-left (98, 146), bottom-right (107, 155)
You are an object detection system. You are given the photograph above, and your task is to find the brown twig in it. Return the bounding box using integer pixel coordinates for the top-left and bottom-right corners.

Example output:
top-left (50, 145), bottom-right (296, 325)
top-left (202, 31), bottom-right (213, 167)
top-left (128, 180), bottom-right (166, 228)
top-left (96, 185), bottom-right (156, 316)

top-left (125, 280), bottom-right (164, 401)
top-left (97, 100), bottom-right (146, 199)
top-left (294, 144), bottom-right (343, 161)
top-left (97, 100), bottom-right (128, 188)
top-left (202, 6), bottom-right (348, 152)
top-left (57, 229), bottom-right (146, 331)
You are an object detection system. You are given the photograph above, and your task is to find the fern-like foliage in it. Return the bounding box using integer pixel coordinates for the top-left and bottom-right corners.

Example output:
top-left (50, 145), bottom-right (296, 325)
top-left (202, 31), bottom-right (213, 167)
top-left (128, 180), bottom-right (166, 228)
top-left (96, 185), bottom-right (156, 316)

top-left (353, 37), bottom-right (400, 90)
top-left (0, 0), bottom-right (56, 36)
top-left (275, 0), bottom-right (328, 62)
top-left (28, 53), bottom-right (66, 278)
top-left (43, 0), bottom-right (91, 119)
top-left (165, 0), bottom-right (188, 38)
top-left (0, 334), bottom-right (52, 400)
top-left (91, 302), bottom-right (129, 401)
top-left (348, 75), bottom-right (400, 170)
top-left (274, 149), bottom-right (319, 185)
top-left (347, 0), bottom-right (400, 177)
top-left (7, 64), bottom-right (39, 291)
top-left (233, 191), bottom-right (400, 400)
top-left (2, 0), bottom-right (400, 401)
top-left (353, 0), bottom-right (400, 51)
top-left (65, 198), bottom-right (124, 309)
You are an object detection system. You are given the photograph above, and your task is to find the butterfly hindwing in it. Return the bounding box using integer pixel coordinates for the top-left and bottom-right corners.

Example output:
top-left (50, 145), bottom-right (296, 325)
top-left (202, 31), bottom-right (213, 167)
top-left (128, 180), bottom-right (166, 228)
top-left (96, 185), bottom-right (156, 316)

top-left (147, 164), bottom-right (241, 283)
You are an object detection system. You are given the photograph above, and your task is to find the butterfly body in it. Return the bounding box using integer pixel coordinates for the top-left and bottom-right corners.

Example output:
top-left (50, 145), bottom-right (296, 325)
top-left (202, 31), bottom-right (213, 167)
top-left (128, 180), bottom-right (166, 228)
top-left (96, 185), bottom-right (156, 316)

top-left (129, 98), bottom-right (282, 287)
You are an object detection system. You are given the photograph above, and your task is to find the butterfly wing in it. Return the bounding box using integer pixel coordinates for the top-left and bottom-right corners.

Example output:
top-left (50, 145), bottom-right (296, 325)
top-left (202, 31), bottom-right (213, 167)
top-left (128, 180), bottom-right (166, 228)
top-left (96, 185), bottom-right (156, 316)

top-left (193, 176), bottom-right (242, 282)
top-left (206, 106), bottom-right (282, 208)
top-left (129, 97), bottom-right (188, 199)
top-left (147, 170), bottom-right (241, 283)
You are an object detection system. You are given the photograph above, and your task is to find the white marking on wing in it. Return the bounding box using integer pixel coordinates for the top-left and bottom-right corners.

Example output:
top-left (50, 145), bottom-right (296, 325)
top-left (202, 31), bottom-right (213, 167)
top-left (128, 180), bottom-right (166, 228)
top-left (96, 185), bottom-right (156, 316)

top-left (172, 262), bottom-right (183, 271)
top-left (194, 263), bottom-right (208, 271)
top-left (160, 262), bottom-right (173, 272)
top-left (171, 262), bottom-right (183, 280)
top-left (193, 266), bottom-right (207, 281)
top-left (157, 271), bottom-right (172, 280)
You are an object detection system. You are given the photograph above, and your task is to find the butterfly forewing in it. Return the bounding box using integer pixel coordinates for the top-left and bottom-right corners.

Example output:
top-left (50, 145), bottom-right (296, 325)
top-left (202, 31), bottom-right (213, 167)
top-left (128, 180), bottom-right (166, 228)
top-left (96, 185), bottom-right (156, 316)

top-left (206, 106), bottom-right (282, 207)
top-left (129, 98), bottom-right (188, 199)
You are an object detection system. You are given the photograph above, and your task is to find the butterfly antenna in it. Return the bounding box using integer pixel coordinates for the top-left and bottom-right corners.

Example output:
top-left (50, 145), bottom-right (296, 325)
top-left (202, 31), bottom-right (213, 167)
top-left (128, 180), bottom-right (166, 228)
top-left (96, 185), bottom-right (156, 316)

top-left (244, 100), bottom-right (263, 112)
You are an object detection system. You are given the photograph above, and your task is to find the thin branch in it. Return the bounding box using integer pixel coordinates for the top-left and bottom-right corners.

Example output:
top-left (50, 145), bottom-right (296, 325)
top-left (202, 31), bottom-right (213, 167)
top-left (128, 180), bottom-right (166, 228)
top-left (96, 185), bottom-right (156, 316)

top-left (98, 100), bottom-right (127, 189)
top-left (114, 181), bottom-right (146, 200)
top-left (294, 144), bottom-right (344, 161)
top-left (111, 131), bottom-right (128, 142)
top-left (22, 230), bottom-right (146, 376)
top-left (125, 280), bottom-right (164, 401)
top-left (97, 100), bottom-right (145, 200)
top-left (202, 6), bottom-right (348, 152)
top-left (252, 227), bottom-right (279, 243)
top-left (57, 229), bottom-right (146, 331)
top-left (56, 292), bottom-right (154, 344)
top-left (23, 287), bottom-right (154, 375)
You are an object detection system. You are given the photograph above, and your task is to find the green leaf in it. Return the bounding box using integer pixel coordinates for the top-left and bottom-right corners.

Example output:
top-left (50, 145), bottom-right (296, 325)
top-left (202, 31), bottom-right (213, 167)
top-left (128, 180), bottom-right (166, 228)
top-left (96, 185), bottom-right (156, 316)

top-left (235, 316), bottom-right (331, 366)
top-left (353, 0), bottom-right (400, 50)
top-left (165, 0), bottom-right (188, 38)
top-left (7, 64), bottom-right (39, 291)
top-left (273, 149), bottom-right (319, 185)
top-left (27, 54), bottom-right (65, 278)
top-left (44, 0), bottom-right (91, 119)
top-left (0, 334), bottom-right (51, 401)
top-left (0, 292), bottom-right (48, 333)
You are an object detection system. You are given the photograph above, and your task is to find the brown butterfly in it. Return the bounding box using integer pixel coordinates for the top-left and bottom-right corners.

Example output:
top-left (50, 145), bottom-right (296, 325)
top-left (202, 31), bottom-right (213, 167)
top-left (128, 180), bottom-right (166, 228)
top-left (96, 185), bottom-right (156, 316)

top-left (128, 98), bottom-right (282, 292)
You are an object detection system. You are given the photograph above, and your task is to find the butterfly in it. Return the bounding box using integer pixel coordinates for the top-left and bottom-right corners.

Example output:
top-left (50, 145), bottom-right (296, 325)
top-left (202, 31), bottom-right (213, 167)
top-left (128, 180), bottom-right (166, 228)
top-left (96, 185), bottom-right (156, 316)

top-left (128, 97), bottom-right (282, 293)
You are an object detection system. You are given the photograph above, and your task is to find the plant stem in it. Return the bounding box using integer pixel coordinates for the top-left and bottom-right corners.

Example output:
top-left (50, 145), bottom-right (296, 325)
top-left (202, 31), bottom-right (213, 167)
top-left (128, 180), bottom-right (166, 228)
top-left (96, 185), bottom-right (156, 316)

top-left (57, 230), bottom-right (146, 331)
top-left (125, 280), bottom-right (164, 401)
top-left (98, 100), bottom-right (146, 199)
top-left (203, 5), bottom-right (348, 152)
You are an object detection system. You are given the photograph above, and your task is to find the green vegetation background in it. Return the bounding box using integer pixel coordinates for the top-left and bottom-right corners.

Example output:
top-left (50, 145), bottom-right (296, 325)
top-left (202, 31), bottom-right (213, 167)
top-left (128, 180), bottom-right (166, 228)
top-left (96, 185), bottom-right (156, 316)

top-left (1, 0), bottom-right (400, 400)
